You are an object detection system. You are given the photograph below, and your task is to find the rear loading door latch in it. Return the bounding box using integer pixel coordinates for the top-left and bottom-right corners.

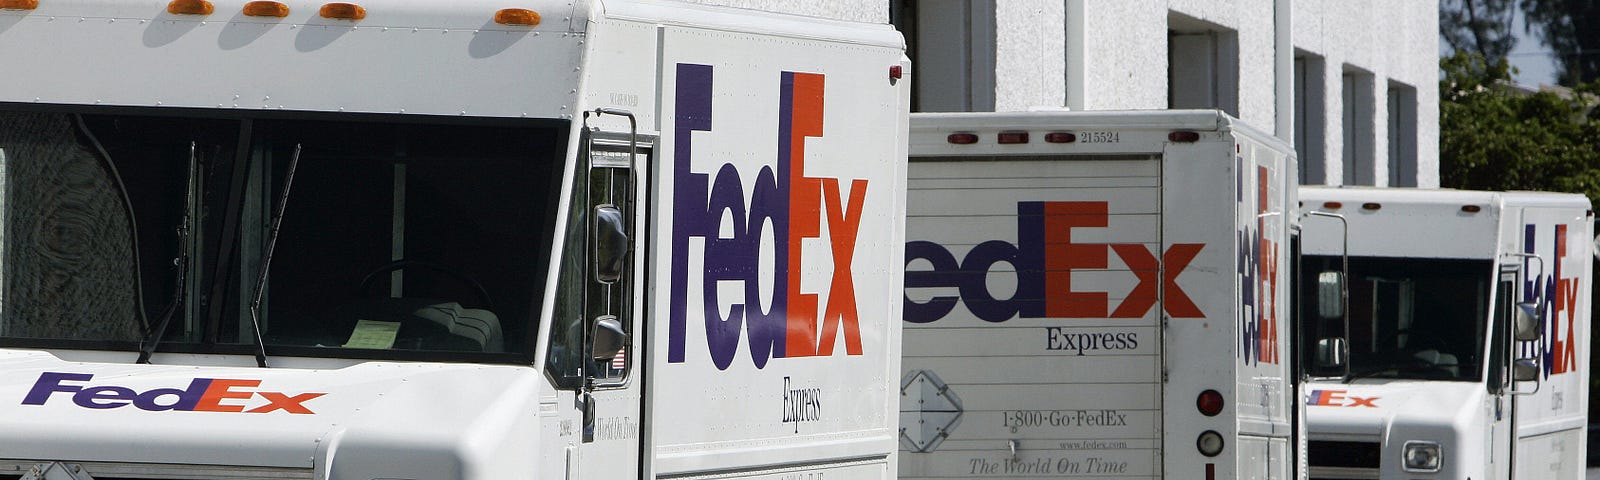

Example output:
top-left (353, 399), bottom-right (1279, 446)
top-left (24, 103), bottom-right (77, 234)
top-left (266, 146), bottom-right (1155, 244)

top-left (899, 369), bottom-right (964, 453)
top-left (20, 462), bottom-right (96, 480)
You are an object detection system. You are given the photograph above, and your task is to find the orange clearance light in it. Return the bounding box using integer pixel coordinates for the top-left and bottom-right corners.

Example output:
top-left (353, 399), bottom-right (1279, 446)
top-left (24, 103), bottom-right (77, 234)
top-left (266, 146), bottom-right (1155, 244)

top-left (1461, 204), bottom-right (1482, 213)
top-left (494, 8), bottom-right (539, 26)
top-left (1362, 202), bottom-right (1382, 210)
top-left (167, 0), bottom-right (214, 15)
top-left (947, 133), bottom-right (979, 145)
top-left (1322, 201), bottom-right (1343, 209)
top-left (997, 131), bottom-right (1029, 144)
top-left (319, 2), bottom-right (365, 20)
top-left (243, 1), bottom-right (289, 17)
top-left (1169, 131), bottom-right (1201, 143)
top-left (1044, 132), bottom-right (1076, 143)
top-left (0, 0), bottom-right (38, 10)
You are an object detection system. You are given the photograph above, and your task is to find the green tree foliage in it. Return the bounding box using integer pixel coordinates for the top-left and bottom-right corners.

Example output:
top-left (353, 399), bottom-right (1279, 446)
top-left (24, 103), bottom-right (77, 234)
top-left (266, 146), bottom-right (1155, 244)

top-left (1441, 0), bottom-right (1519, 61)
top-left (1439, 53), bottom-right (1600, 205)
top-left (1521, 0), bottom-right (1600, 85)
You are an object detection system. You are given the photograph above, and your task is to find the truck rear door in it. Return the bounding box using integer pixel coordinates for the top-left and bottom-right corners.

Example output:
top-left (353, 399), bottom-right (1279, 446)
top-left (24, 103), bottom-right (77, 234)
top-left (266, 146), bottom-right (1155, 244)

top-left (901, 154), bottom-right (1164, 478)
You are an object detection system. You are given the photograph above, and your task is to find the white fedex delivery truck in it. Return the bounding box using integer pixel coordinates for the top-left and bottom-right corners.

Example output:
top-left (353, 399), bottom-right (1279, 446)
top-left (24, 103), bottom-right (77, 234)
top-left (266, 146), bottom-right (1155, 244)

top-left (1297, 186), bottom-right (1592, 479)
top-left (0, 1), bottom-right (910, 479)
top-left (899, 110), bottom-right (1300, 479)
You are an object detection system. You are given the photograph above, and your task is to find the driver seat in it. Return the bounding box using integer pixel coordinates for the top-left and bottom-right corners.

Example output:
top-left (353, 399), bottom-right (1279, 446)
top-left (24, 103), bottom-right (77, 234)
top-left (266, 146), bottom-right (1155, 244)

top-left (412, 302), bottom-right (503, 353)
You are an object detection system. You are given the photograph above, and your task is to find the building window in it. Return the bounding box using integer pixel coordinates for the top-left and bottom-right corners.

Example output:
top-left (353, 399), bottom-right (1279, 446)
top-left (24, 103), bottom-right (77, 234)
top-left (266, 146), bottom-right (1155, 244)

top-left (1387, 81), bottom-right (1418, 187)
top-left (1341, 67), bottom-right (1375, 186)
top-left (891, 0), bottom-right (995, 112)
top-left (1168, 13), bottom-right (1239, 116)
top-left (1295, 50), bottom-right (1327, 185)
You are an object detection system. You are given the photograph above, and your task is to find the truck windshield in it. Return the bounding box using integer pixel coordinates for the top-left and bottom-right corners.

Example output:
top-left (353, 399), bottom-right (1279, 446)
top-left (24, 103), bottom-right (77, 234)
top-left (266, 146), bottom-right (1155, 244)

top-left (1299, 255), bottom-right (1492, 382)
top-left (0, 109), bottom-right (563, 363)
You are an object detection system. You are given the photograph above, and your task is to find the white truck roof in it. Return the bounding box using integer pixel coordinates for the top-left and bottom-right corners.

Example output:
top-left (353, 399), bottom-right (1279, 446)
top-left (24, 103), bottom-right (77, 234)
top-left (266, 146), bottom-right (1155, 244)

top-left (910, 110), bottom-right (1290, 164)
top-left (1300, 186), bottom-right (1593, 259)
top-left (0, 0), bottom-right (902, 119)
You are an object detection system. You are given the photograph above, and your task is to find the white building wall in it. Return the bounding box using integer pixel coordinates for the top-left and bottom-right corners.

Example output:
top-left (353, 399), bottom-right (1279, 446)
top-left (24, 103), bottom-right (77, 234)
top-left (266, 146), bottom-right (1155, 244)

top-left (1073, 1), bottom-right (1168, 111)
top-left (994, 1), bottom-right (1066, 111)
top-left (898, 0), bottom-right (1439, 188)
top-left (1293, 0), bottom-right (1439, 188)
top-left (1169, 0), bottom-right (1277, 130)
top-left (1071, 0), bottom-right (1438, 187)
top-left (1068, 0), bottom-right (1280, 131)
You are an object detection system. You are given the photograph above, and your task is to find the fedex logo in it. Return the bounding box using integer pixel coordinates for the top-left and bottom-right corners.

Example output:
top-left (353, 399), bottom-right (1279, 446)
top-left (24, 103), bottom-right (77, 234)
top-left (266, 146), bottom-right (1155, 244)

top-left (1238, 165), bottom-right (1281, 366)
top-left (904, 201), bottom-right (1204, 323)
top-left (1521, 224), bottom-right (1580, 378)
top-left (1306, 389), bottom-right (1378, 408)
top-left (667, 64), bottom-right (868, 370)
top-left (21, 372), bottom-right (325, 414)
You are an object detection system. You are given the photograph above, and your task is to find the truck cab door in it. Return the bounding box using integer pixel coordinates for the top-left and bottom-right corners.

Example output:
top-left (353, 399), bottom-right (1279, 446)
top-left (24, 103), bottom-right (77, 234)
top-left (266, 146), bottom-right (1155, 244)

top-left (1487, 269), bottom-right (1517, 480)
top-left (546, 118), bottom-right (648, 479)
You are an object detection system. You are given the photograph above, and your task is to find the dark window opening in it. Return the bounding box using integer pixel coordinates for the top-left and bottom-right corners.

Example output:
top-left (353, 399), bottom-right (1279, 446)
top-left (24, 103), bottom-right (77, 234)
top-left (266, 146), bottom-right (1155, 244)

top-left (0, 108), bottom-right (566, 364)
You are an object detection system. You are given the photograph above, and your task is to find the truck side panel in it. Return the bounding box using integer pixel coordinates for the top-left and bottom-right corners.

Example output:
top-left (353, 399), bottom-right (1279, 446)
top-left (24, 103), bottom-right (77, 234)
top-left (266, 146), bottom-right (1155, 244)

top-left (1510, 204), bottom-right (1593, 479)
top-left (645, 19), bottom-right (906, 479)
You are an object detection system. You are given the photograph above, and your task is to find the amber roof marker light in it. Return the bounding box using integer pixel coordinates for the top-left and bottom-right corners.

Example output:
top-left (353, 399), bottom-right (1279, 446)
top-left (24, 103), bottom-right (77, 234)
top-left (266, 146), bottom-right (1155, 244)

top-left (494, 8), bottom-right (540, 26)
top-left (319, 2), bottom-right (365, 20)
top-left (167, 0), bottom-right (214, 15)
top-left (0, 0), bottom-right (39, 10)
top-left (243, 1), bottom-right (290, 17)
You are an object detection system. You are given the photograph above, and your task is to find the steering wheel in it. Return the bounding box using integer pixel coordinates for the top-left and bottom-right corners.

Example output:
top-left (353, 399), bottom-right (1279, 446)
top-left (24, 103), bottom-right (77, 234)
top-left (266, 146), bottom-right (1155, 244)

top-left (357, 259), bottom-right (494, 310)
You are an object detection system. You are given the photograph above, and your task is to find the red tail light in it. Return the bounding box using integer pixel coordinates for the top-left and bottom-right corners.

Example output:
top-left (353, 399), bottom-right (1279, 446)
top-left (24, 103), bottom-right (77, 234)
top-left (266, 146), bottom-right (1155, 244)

top-left (1197, 389), bottom-right (1223, 416)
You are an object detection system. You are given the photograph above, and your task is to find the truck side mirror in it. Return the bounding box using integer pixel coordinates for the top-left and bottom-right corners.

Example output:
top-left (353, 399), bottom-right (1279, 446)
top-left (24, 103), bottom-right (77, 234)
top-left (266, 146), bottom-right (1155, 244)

top-left (1514, 303), bottom-right (1542, 341)
top-left (1315, 337), bottom-right (1347, 369)
top-left (1507, 358), bottom-right (1543, 395)
top-left (1513, 358), bottom-right (1540, 382)
top-left (593, 205), bottom-right (628, 284)
top-left (591, 315), bottom-right (628, 362)
top-left (1317, 271), bottom-right (1345, 319)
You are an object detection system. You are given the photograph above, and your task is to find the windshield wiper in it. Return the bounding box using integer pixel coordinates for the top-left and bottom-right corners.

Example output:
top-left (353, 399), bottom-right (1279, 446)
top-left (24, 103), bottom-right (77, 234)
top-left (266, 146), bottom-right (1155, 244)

top-left (136, 142), bottom-right (200, 364)
top-left (1343, 366), bottom-right (1395, 383)
top-left (1344, 356), bottom-right (1434, 383)
top-left (244, 143), bottom-right (303, 368)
